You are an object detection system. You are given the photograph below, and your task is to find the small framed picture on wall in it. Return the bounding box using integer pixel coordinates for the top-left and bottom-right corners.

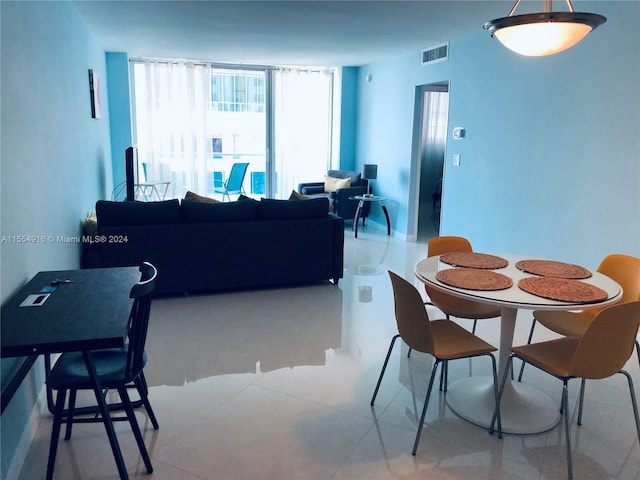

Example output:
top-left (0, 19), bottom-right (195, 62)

top-left (88, 69), bottom-right (102, 119)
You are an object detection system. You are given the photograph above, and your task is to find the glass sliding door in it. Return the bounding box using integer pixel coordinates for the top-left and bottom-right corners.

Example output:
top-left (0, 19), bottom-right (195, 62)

top-left (130, 60), bottom-right (334, 201)
top-left (209, 67), bottom-right (267, 199)
top-left (272, 68), bottom-right (333, 199)
top-left (131, 61), bottom-right (267, 200)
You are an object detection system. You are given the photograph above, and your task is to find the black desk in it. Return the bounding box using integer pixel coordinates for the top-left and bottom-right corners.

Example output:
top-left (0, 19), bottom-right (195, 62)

top-left (1, 266), bottom-right (140, 480)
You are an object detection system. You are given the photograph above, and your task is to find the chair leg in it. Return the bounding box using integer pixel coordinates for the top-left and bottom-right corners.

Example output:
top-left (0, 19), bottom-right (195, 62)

top-left (636, 340), bottom-right (640, 371)
top-left (64, 389), bottom-right (77, 440)
top-left (517, 319), bottom-right (537, 382)
top-left (407, 347), bottom-right (412, 358)
top-left (438, 360), bottom-right (448, 392)
top-left (577, 378), bottom-right (586, 426)
top-left (412, 359), bottom-right (440, 455)
top-left (562, 381), bottom-right (574, 480)
top-left (471, 319), bottom-right (477, 335)
top-left (117, 386), bottom-right (154, 474)
top-left (371, 335), bottom-right (400, 405)
top-left (135, 376), bottom-right (159, 430)
top-left (46, 388), bottom-right (67, 480)
top-left (619, 370), bottom-right (640, 442)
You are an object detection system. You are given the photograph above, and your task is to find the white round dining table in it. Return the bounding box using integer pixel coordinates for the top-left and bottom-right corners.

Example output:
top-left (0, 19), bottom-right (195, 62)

top-left (414, 253), bottom-right (622, 434)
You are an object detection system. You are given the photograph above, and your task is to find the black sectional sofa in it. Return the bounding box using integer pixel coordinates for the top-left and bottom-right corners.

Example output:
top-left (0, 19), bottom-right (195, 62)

top-left (92, 197), bottom-right (344, 295)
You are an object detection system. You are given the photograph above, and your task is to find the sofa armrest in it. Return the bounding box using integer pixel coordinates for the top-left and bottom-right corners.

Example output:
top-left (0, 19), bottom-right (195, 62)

top-left (334, 185), bottom-right (370, 220)
top-left (335, 185), bottom-right (368, 199)
top-left (298, 182), bottom-right (325, 195)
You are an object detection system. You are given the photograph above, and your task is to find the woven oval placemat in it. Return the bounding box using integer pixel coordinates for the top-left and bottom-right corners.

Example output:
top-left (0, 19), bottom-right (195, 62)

top-left (518, 277), bottom-right (607, 303)
top-left (515, 259), bottom-right (592, 279)
top-left (439, 252), bottom-right (509, 270)
top-left (436, 268), bottom-right (513, 291)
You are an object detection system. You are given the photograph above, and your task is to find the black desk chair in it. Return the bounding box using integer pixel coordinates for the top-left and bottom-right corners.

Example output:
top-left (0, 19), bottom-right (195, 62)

top-left (45, 262), bottom-right (159, 480)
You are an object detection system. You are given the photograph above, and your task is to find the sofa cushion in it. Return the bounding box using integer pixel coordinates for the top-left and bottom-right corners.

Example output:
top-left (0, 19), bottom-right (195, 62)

top-left (257, 198), bottom-right (329, 220)
top-left (181, 199), bottom-right (257, 223)
top-left (96, 199), bottom-right (181, 227)
top-left (328, 170), bottom-right (362, 187)
top-left (324, 175), bottom-right (351, 192)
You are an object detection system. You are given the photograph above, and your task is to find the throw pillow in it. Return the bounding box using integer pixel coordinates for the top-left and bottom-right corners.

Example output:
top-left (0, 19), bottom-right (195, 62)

top-left (324, 175), bottom-right (351, 192)
top-left (288, 190), bottom-right (310, 201)
top-left (83, 211), bottom-right (98, 236)
top-left (184, 191), bottom-right (219, 203)
top-left (237, 194), bottom-right (260, 204)
top-left (289, 190), bottom-right (334, 213)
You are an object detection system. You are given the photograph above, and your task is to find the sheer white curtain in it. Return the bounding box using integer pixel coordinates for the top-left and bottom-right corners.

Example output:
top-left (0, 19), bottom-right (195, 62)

top-left (272, 68), bottom-right (333, 199)
top-left (132, 62), bottom-right (334, 200)
top-left (132, 61), bottom-right (211, 198)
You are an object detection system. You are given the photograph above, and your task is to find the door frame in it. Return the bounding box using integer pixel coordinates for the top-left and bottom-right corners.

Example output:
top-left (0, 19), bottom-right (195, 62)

top-left (407, 81), bottom-right (450, 242)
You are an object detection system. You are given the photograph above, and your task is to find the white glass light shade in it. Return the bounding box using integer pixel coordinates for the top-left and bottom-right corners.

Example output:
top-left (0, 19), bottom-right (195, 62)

top-left (484, 12), bottom-right (606, 57)
top-left (494, 21), bottom-right (592, 56)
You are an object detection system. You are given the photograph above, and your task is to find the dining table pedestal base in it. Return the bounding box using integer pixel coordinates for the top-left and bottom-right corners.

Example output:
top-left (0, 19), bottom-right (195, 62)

top-left (446, 376), bottom-right (561, 435)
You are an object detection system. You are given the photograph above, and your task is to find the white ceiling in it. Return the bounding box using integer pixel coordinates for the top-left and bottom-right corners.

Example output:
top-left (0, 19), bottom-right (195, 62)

top-left (73, 0), bottom-right (510, 66)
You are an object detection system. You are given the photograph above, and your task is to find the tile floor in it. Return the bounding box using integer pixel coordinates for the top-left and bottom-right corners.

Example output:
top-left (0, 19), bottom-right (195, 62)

top-left (16, 224), bottom-right (640, 479)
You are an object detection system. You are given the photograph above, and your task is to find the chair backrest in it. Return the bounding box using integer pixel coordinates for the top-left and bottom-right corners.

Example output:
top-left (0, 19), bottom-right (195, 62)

top-left (427, 235), bottom-right (473, 257)
top-left (424, 235), bottom-right (499, 318)
top-left (213, 171), bottom-right (224, 188)
top-left (388, 271), bottom-right (435, 354)
top-left (597, 254), bottom-right (640, 303)
top-left (125, 262), bottom-right (157, 377)
top-left (225, 163), bottom-right (249, 191)
top-left (570, 301), bottom-right (640, 379)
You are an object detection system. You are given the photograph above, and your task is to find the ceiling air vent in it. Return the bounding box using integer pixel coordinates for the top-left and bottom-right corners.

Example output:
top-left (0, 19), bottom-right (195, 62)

top-left (422, 43), bottom-right (449, 65)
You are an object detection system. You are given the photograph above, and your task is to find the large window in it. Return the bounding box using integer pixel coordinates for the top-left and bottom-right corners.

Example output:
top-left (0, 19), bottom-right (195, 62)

top-left (130, 60), bottom-right (333, 200)
top-left (211, 72), bottom-right (265, 113)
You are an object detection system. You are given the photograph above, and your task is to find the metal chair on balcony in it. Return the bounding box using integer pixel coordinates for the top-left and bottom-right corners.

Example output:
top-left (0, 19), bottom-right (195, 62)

top-left (214, 162), bottom-right (249, 201)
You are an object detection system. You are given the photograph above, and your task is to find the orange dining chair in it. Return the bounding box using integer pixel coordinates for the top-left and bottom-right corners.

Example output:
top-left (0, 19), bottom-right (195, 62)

top-left (418, 236), bottom-right (502, 389)
top-left (371, 271), bottom-right (501, 455)
top-left (490, 301), bottom-right (640, 480)
top-left (424, 236), bottom-right (502, 335)
top-left (518, 253), bottom-right (640, 382)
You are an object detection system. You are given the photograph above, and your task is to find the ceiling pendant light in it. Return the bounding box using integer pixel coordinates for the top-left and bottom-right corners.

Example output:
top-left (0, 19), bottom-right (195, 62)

top-left (483, 0), bottom-right (606, 57)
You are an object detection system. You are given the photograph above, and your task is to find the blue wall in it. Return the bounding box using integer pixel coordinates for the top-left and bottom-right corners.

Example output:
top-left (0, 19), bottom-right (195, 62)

top-left (106, 52), bottom-right (133, 195)
top-left (356, 1), bottom-right (639, 268)
top-left (0, 1), bottom-right (112, 477)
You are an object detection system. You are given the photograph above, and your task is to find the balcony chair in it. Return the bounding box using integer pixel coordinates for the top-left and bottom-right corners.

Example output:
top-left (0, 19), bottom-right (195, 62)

top-left (214, 162), bottom-right (249, 201)
top-left (490, 301), bottom-right (640, 480)
top-left (45, 262), bottom-right (159, 480)
top-left (371, 271), bottom-right (501, 455)
top-left (518, 253), bottom-right (640, 383)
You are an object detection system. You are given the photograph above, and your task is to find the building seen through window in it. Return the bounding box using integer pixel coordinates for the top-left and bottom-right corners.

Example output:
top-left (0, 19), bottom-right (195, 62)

top-left (211, 71), bottom-right (265, 113)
